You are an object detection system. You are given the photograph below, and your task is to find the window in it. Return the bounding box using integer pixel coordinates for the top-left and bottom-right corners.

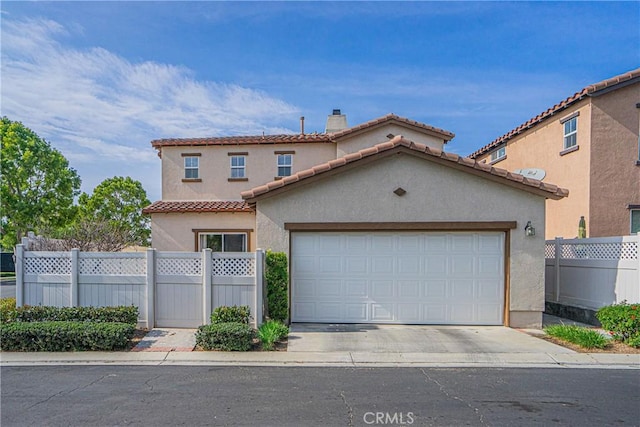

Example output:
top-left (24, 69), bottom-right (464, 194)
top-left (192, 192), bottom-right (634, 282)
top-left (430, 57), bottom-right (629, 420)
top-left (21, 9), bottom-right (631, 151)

top-left (563, 116), bottom-right (578, 149)
top-left (490, 146), bottom-right (506, 162)
top-left (184, 157), bottom-right (199, 179)
top-left (631, 210), bottom-right (640, 234)
top-left (199, 233), bottom-right (247, 252)
top-left (230, 156), bottom-right (246, 178)
top-left (277, 154), bottom-right (292, 177)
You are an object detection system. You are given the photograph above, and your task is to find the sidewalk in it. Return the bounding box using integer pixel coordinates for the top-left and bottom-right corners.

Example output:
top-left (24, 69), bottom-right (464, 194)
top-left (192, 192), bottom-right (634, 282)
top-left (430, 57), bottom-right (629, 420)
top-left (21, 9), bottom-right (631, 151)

top-left (1, 349), bottom-right (638, 368)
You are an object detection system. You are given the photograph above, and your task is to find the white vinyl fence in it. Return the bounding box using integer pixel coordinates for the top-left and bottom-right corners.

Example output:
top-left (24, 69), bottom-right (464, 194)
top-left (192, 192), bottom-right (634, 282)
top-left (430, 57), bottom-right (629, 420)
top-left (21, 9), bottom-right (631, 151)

top-left (14, 245), bottom-right (264, 329)
top-left (545, 234), bottom-right (640, 310)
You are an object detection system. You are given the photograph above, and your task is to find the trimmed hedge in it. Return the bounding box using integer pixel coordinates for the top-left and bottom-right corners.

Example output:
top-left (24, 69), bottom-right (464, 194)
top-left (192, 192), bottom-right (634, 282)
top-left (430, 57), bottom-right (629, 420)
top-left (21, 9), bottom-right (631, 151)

top-left (11, 305), bottom-right (138, 325)
top-left (0, 321), bottom-right (135, 351)
top-left (196, 322), bottom-right (255, 351)
top-left (0, 297), bottom-right (17, 323)
top-left (211, 305), bottom-right (251, 325)
top-left (265, 251), bottom-right (288, 322)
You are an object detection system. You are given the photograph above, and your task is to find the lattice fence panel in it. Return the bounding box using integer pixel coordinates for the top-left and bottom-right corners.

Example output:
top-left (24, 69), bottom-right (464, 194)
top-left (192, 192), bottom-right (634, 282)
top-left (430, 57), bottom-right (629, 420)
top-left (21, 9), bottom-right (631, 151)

top-left (544, 244), bottom-right (555, 259)
top-left (79, 257), bottom-right (146, 275)
top-left (25, 256), bottom-right (71, 275)
top-left (560, 242), bottom-right (637, 260)
top-left (212, 257), bottom-right (255, 276)
top-left (157, 257), bottom-right (202, 276)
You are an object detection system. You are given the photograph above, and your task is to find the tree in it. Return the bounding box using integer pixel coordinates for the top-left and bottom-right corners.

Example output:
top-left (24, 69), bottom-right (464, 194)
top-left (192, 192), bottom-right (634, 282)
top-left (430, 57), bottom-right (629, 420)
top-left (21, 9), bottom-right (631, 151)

top-left (78, 176), bottom-right (151, 247)
top-left (0, 117), bottom-right (81, 250)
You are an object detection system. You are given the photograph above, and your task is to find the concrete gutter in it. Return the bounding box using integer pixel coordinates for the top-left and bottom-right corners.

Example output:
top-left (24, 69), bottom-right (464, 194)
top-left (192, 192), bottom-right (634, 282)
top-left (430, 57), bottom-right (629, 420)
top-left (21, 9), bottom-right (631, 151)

top-left (2, 351), bottom-right (638, 369)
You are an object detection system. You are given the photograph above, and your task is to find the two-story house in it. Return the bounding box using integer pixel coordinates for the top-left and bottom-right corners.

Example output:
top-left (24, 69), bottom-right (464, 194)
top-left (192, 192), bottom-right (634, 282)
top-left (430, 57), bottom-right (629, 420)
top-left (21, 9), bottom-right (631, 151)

top-left (469, 68), bottom-right (640, 239)
top-left (144, 111), bottom-right (568, 327)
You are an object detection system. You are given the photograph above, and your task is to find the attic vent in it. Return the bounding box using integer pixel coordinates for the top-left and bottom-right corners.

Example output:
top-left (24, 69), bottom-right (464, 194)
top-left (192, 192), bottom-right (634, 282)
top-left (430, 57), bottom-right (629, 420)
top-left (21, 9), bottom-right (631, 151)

top-left (386, 133), bottom-right (395, 139)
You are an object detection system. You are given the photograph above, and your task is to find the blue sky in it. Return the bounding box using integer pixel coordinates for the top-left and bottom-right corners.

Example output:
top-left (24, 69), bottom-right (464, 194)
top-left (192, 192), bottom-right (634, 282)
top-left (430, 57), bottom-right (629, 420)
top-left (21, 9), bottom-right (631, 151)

top-left (2, 1), bottom-right (638, 201)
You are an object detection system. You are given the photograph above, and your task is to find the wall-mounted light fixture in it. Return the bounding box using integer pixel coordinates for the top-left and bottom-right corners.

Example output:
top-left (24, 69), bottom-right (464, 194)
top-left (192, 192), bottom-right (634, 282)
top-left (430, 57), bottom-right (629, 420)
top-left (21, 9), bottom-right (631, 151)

top-left (524, 221), bottom-right (536, 237)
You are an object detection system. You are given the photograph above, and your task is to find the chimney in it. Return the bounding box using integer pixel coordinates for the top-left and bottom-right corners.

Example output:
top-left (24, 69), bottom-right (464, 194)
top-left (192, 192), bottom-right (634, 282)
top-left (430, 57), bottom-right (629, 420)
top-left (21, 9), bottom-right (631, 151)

top-left (300, 116), bottom-right (305, 135)
top-left (325, 109), bottom-right (348, 133)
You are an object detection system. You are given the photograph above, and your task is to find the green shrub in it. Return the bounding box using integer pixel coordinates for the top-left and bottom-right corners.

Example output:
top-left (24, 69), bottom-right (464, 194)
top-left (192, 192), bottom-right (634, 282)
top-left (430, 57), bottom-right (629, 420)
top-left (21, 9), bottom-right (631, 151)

top-left (13, 305), bottom-right (138, 324)
top-left (210, 305), bottom-right (251, 325)
top-left (596, 302), bottom-right (640, 342)
top-left (544, 324), bottom-right (609, 349)
top-left (626, 334), bottom-right (640, 348)
top-left (257, 320), bottom-right (289, 350)
top-left (266, 251), bottom-right (288, 322)
top-left (196, 322), bottom-right (255, 351)
top-left (0, 321), bottom-right (135, 351)
top-left (0, 297), bottom-right (17, 323)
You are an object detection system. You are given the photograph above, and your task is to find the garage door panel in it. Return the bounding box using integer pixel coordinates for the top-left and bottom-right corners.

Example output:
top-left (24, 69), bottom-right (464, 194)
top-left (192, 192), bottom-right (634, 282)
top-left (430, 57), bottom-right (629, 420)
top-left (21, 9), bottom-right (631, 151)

top-left (292, 232), bottom-right (504, 325)
top-left (316, 279), bottom-right (342, 297)
top-left (424, 279), bottom-right (446, 297)
top-left (398, 280), bottom-right (420, 298)
top-left (345, 304), bottom-right (368, 322)
top-left (371, 303), bottom-right (394, 321)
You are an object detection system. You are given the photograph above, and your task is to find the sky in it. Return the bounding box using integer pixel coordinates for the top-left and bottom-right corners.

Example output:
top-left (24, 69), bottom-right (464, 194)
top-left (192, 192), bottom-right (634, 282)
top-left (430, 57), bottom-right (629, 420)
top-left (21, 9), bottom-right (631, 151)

top-left (1, 1), bottom-right (639, 202)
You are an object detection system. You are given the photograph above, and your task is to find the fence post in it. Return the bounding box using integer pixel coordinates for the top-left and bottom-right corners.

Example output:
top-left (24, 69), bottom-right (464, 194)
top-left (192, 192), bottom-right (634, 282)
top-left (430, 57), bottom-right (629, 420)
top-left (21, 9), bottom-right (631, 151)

top-left (70, 248), bottom-right (79, 307)
top-left (255, 249), bottom-right (264, 327)
top-left (15, 244), bottom-right (24, 307)
top-left (146, 248), bottom-right (155, 329)
top-left (554, 237), bottom-right (562, 303)
top-left (203, 249), bottom-right (212, 325)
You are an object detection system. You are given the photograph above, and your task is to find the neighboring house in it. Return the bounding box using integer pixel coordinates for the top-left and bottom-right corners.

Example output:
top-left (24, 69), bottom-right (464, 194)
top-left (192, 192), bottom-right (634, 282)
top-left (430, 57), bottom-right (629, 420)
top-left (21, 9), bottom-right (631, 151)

top-left (145, 111), bottom-right (568, 328)
top-left (469, 68), bottom-right (640, 239)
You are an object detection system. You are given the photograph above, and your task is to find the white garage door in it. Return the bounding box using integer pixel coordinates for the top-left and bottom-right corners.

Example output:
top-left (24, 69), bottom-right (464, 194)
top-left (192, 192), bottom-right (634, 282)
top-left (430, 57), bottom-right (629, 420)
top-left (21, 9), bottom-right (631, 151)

top-left (291, 231), bottom-right (505, 325)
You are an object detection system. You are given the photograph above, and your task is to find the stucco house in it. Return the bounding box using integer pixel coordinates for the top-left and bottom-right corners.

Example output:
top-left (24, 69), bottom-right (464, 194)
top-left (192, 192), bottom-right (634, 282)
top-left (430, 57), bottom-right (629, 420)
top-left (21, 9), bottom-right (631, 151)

top-left (469, 68), bottom-right (640, 239)
top-left (144, 111), bottom-right (568, 328)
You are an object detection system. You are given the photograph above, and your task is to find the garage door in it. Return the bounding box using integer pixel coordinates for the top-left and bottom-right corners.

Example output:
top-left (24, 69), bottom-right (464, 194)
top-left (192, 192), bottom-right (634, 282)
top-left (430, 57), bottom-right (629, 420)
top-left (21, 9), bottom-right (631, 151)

top-left (291, 232), bottom-right (505, 325)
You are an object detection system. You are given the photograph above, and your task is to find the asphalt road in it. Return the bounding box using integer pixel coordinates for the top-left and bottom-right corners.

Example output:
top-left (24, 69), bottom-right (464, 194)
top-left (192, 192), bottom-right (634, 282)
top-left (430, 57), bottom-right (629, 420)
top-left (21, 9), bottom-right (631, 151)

top-left (1, 366), bottom-right (638, 426)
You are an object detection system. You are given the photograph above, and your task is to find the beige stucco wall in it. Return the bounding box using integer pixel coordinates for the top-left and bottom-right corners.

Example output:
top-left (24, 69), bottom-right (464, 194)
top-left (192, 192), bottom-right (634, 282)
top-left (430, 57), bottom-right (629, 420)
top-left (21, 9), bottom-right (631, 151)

top-left (161, 143), bottom-right (337, 200)
top-left (589, 83), bottom-right (640, 236)
top-left (336, 124), bottom-right (446, 157)
top-left (150, 212), bottom-right (256, 251)
top-left (476, 99), bottom-right (592, 239)
top-left (254, 153), bottom-right (547, 327)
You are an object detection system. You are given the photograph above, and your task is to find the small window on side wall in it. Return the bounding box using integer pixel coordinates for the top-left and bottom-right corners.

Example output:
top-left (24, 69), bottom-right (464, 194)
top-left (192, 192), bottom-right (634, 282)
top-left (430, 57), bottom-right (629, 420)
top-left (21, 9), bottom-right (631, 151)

top-left (277, 154), bottom-right (292, 177)
top-left (490, 146), bottom-right (506, 162)
top-left (184, 157), bottom-right (199, 179)
top-left (563, 116), bottom-right (577, 150)
top-left (199, 233), bottom-right (247, 252)
top-left (230, 156), bottom-right (246, 178)
top-left (631, 210), bottom-right (640, 234)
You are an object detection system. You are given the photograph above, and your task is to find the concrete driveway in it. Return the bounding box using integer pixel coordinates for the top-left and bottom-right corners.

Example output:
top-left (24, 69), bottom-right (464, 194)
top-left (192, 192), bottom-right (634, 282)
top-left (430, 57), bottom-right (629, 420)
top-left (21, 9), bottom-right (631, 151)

top-left (287, 323), bottom-right (573, 353)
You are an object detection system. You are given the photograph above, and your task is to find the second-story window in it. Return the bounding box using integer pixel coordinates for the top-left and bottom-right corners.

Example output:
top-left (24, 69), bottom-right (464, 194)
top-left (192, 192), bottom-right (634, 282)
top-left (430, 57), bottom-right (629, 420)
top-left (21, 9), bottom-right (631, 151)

top-left (230, 156), bottom-right (246, 178)
top-left (563, 116), bottom-right (577, 149)
top-left (184, 156), bottom-right (199, 179)
top-left (490, 146), bottom-right (506, 163)
top-left (277, 154), bottom-right (292, 177)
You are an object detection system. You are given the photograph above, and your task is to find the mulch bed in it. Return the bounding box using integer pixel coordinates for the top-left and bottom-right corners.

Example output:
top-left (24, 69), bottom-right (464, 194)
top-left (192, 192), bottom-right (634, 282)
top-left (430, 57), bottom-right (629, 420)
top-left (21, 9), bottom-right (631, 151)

top-left (126, 329), bottom-right (150, 351)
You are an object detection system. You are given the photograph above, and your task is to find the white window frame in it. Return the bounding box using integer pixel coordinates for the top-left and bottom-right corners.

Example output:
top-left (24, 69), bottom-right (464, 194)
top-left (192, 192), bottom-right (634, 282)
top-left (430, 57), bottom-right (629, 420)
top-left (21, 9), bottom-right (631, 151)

top-left (198, 232), bottom-right (247, 252)
top-left (184, 157), bottom-right (199, 179)
top-left (563, 116), bottom-right (578, 150)
top-left (490, 146), bottom-right (506, 162)
top-left (230, 156), bottom-right (246, 178)
top-left (277, 154), bottom-right (293, 177)
top-left (631, 209), bottom-right (640, 234)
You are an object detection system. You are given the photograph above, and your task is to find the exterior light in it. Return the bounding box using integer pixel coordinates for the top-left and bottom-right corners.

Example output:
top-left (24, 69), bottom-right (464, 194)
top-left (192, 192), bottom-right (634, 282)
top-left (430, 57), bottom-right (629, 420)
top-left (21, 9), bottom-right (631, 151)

top-left (525, 221), bottom-right (535, 237)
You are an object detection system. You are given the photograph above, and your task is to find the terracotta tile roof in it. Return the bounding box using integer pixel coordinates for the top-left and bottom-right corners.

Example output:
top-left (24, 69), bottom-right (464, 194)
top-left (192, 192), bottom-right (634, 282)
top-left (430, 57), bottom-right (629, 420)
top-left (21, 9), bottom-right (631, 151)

top-left (142, 200), bottom-right (254, 214)
top-left (469, 68), bottom-right (640, 159)
top-left (329, 113), bottom-right (455, 141)
top-left (241, 136), bottom-right (569, 201)
top-left (150, 114), bottom-right (454, 149)
top-left (151, 133), bottom-right (333, 148)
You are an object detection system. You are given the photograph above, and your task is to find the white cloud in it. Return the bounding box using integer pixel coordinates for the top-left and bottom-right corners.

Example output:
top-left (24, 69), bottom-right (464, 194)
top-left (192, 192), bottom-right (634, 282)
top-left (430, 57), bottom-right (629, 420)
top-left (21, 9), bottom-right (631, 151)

top-left (1, 17), bottom-right (299, 199)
